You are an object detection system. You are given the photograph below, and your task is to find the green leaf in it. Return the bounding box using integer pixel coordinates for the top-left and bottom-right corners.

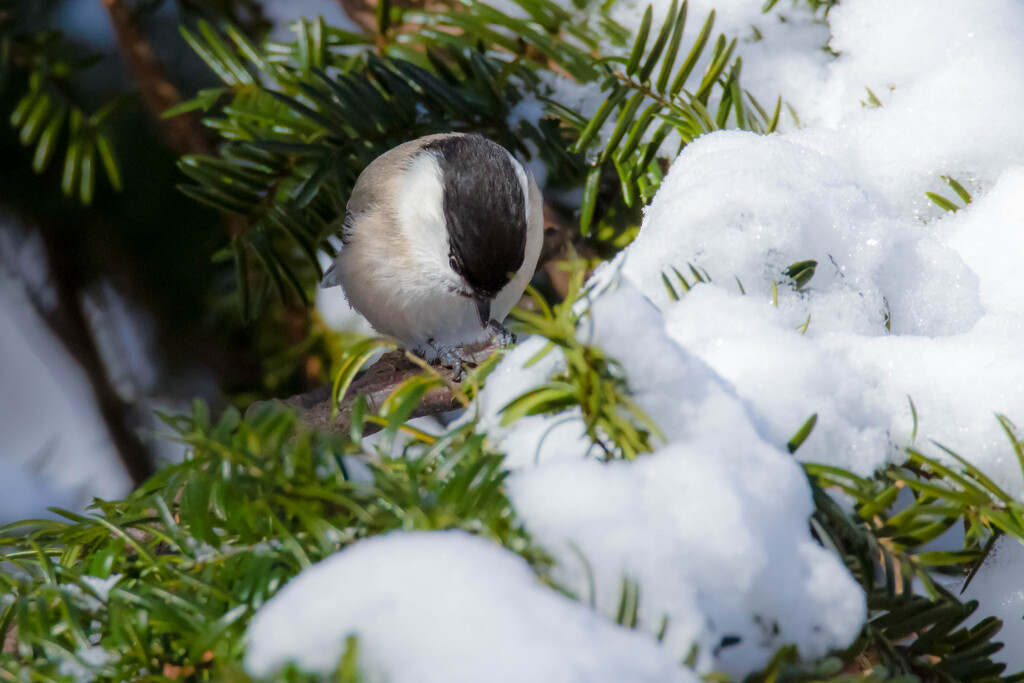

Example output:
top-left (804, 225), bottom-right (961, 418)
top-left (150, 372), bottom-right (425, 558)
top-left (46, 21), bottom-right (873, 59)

top-left (579, 164), bottom-right (602, 236)
top-left (499, 383), bottom-right (578, 425)
top-left (10, 89), bottom-right (39, 128)
top-left (61, 110), bottom-right (84, 198)
top-left (926, 191), bottom-right (960, 213)
top-left (656, 0), bottom-right (688, 93)
top-left (943, 175), bottom-right (972, 204)
top-left (572, 85), bottom-right (629, 153)
top-left (19, 91), bottom-right (52, 146)
top-left (331, 338), bottom-right (399, 418)
top-left (783, 259), bottom-right (817, 290)
top-left (864, 86), bottom-right (883, 108)
top-left (670, 8), bottom-right (714, 96)
top-left (79, 135), bottom-right (95, 204)
top-left (694, 36), bottom-right (736, 104)
top-left (95, 133), bottom-right (122, 191)
top-left (601, 91), bottom-right (645, 162)
top-left (380, 375), bottom-right (446, 434)
top-left (89, 93), bottom-right (135, 125)
top-left (198, 20), bottom-right (253, 85)
top-left (31, 102), bottom-right (66, 173)
top-left (615, 102), bottom-right (659, 164)
top-left (661, 272), bottom-right (679, 301)
top-left (177, 184), bottom-right (253, 215)
top-left (787, 413), bottom-right (817, 454)
top-left (181, 25), bottom-right (240, 85)
top-left (378, 0), bottom-right (393, 37)
top-left (626, 6), bottom-right (653, 76)
top-left (163, 88), bottom-right (229, 118)
top-left (915, 550), bottom-right (980, 566)
top-left (637, 0), bottom-right (677, 84)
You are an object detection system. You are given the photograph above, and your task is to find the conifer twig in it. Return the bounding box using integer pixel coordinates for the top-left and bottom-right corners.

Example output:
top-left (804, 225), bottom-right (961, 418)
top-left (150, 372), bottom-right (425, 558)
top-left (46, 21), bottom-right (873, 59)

top-left (260, 341), bottom-right (497, 435)
top-left (98, 0), bottom-right (212, 157)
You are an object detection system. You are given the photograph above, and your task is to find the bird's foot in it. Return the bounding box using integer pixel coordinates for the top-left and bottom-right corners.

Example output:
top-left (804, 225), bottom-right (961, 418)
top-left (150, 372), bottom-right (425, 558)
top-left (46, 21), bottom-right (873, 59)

top-left (423, 339), bottom-right (472, 381)
top-left (487, 320), bottom-right (517, 349)
top-left (418, 326), bottom-right (516, 381)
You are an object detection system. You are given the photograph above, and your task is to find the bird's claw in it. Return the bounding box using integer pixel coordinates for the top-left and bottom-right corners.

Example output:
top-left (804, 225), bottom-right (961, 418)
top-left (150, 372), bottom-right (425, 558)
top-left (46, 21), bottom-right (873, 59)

top-left (487, 320), bottom-right (517, 349)
top-left (426, 340), bottom-right (470, 382)
top-left (420, 324), bottom-right (516, 382)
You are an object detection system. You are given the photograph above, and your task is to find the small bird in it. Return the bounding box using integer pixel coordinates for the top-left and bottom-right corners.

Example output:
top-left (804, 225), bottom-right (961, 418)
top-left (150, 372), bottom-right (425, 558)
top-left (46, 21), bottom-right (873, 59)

top-left (321, 133), bottom-right (544, 367)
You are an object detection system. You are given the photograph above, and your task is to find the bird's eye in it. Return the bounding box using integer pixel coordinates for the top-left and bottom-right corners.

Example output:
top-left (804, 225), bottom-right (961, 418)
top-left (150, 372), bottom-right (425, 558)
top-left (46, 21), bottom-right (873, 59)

top-left (448, 255), bottom-right (459, 273)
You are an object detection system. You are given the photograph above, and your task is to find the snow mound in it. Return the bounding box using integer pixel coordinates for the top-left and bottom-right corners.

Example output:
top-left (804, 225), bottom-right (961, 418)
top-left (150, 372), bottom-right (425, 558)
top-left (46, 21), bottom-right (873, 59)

top-left (665, 285), bottom-right (890, 475)
top-left (476, 285), bottom-right (866, 676)
top-left (244, 530), bottom-right (696, 683)
top-left (812, 0), bottom-right (1024, 215)
top-left (621, 130), bottom-right (980, 338)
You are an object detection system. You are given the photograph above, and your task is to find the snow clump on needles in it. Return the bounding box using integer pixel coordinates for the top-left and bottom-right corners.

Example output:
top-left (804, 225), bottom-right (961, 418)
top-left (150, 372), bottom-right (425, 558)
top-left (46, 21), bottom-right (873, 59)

top-left (264, 0), bottom-right (1024, 679)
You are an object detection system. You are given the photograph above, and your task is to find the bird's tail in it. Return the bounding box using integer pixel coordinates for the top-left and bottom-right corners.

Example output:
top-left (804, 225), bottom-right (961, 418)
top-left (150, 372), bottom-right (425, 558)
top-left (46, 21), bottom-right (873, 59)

top-left (321, 261), bottom-right (341, 288)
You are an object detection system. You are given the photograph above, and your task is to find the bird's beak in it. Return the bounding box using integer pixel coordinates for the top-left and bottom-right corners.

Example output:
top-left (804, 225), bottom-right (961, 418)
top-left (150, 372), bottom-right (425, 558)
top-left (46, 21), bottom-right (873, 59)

top-left (475, 297), bottom-right (491, 328)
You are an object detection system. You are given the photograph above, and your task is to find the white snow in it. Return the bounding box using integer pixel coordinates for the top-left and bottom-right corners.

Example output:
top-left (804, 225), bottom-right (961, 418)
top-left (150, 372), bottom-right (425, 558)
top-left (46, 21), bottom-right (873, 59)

top-left (244, 530), bottom-right (697, 683)
top-left (469, 0), bottom-right (1024, 676)
top-left (665, 285), bottom-right (892, 475)
top-left (263, 0), bottom-right (363, 39)
top-left (80, 574), bottom-right (123, 603)
top-left (510, 445), bottom-right (865, 674)
top-left (473, 285), bottom-right (866, 676)
top-left (804, 0), bottom-right (1024, 215)
top-left (588, 0), bottom-right (1024, 492)
top-left (0, 278), bottom-right (130, 523)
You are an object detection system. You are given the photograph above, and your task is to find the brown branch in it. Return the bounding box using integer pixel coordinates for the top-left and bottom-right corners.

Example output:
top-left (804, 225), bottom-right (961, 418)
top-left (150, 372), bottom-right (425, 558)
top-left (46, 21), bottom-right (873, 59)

top-left (98, 0), bottom-right (213, 158)
top-left (334, 0), bottom-right (379, 36)
top-left (258, 342), bottom-right (497, 436)
top-left (27, 220), bottom-right (157, 487)
top-left (2, 624), bottom-right (16, 655)
top-left (333, 0), bottom-right (432, 38)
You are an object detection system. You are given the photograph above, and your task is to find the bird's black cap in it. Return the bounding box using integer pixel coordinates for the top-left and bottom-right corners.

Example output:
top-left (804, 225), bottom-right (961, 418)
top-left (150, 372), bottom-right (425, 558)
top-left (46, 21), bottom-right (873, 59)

top-left (425, 134), bottom-right (527, 302)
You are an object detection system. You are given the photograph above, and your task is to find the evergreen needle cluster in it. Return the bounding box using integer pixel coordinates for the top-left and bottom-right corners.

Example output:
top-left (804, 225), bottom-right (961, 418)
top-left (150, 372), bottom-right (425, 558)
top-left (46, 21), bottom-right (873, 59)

top-left (2, 0), bottom-right (1024, 681)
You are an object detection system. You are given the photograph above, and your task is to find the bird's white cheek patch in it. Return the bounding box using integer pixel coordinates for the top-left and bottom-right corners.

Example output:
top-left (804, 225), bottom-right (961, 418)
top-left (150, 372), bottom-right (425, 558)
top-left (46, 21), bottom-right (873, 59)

top-left (396, 153), bottom-right (454, 284)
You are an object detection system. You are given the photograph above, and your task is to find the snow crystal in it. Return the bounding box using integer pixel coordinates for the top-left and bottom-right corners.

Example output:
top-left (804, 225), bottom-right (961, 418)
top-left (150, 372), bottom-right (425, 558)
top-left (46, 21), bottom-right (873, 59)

top-left (514, 1), bottom-right (1024, 671)
top-left (609, 127), bottom-right (1019, 486)
top-left (824, 316), bottom-right (1024, 498)
top-left (473, 336), bottom-right (597, 466)
top-left (244, 530), bottom-right (696, 683)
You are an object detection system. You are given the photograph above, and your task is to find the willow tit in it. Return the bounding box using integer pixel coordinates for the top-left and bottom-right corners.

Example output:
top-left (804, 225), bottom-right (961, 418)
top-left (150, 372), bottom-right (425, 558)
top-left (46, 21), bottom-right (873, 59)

top-left (322, 133), bottom-right (544, 366)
